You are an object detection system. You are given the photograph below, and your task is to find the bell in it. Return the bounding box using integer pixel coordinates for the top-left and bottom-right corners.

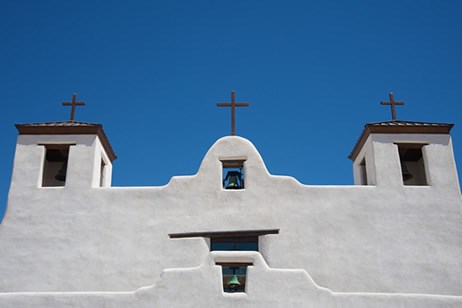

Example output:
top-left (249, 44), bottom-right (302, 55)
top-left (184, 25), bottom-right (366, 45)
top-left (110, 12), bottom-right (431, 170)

top-left (401, 161), bottom-right (413, 181)
top-left (227, 274), bottom-right (241, 289)
top-left (226, 173), bottom-right (239, 189)
top-left (225, 171), bottom-right (242, 189)
top-left (55, 162), bottom-right (68, 182)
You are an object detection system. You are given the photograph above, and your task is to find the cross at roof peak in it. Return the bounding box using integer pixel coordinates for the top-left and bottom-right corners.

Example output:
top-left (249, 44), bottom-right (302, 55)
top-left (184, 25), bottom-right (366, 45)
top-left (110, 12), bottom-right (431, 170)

top-left (380, 92), bottom-right (405, 121)
top-left (216, 90), bottom-right (250, 136)
top-left (62, 93), bottom-right (86, 122)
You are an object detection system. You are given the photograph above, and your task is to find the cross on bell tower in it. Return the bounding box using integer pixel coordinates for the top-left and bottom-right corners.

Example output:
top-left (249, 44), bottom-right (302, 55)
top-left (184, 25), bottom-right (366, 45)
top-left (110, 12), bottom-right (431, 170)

top-left (63, 93), bottom-right (86, 122)
top-left (217, 90), bottom-right (250, 136)
top-left (380, 92), bottom-right (405, 121)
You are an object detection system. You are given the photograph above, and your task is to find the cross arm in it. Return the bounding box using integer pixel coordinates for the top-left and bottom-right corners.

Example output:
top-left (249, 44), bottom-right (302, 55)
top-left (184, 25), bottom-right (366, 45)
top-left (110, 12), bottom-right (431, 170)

top-left (63, 102), bottom-right (86, 106)
top-left (217, 103), bottom-right (250, 107)
top-left (380, 101), bottom-right (404, 105)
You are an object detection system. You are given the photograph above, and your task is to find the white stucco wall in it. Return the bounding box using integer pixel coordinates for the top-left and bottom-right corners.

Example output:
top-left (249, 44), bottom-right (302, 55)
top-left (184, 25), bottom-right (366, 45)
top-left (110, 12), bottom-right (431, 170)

top-left (0, 134), bottom-right (461, 307)
top-left (1, 250), bottom-right (461, 308)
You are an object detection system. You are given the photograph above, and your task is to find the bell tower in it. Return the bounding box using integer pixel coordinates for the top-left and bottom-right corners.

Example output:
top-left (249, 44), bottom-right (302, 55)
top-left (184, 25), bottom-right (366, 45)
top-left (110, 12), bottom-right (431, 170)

top-left (11, 121), bottom-right (116, 190)
top-left (348, 93), bottom-right (460, 192)
top-left (349, 93), bottom-right (458, 191)
top-left (349, 120), bottom-right (457, 188)
top-left (9, 94), bottom-right (116, 191)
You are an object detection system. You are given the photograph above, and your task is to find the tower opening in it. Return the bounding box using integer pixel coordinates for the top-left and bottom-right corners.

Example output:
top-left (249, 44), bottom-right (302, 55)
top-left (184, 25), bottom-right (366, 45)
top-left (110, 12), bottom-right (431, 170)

top-left (396, 143), bottom-right (428, 186)
top-left (221, 159), bottom-right (245, 190)
top-left (42, 144), bottom-right (73, 187)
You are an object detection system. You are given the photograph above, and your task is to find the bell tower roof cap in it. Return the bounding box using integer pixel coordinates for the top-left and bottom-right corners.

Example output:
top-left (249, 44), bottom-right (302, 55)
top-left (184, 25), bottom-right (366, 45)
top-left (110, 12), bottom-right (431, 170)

top-left (15, 121), bottom-right (117, 161)
top-left (348, 120), bottom-right (454, 161)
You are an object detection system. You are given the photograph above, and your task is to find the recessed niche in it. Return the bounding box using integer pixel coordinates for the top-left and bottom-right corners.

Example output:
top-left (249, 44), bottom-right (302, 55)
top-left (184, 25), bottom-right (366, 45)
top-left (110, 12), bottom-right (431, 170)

top-left (41, 144), bottom-right (73, 187)
top-left (100, 159), bottom-right (107, 187)
top-left (396, 143), bottom-right (428, 186)
top-left (221, 159), bottom-right (245, 190)
top-left (359, 158), bottom-right (368, 185)
top-left (216, 262), bottom-right (252, 293)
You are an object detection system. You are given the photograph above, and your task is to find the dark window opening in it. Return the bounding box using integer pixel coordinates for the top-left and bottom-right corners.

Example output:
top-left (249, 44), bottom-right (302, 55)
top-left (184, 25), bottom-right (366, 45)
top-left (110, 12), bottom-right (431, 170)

top-left (397, 143), bottom-right (428, 186)
top-left (100, 159), bottom-right (106, 187)
top-left (42, 144), bottom-right (72, 187)
top-left (169, 229), bottom-right (279, 251)
top-left (221, 160), bottom-right (245, 189)
top-left (217, 262), bottom-right (252, 293)
top-left (359, 158), bottom-right (368, 185)
top-left (211, 236), bottom-right (258, 251)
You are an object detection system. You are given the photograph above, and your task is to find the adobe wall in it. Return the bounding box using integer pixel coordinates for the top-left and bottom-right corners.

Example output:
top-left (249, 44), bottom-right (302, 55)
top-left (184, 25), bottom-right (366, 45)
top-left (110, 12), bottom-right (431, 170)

top-left (0, 252), bottom-right (461, 308)
top-left (0, 135), bottom-right (461, 306)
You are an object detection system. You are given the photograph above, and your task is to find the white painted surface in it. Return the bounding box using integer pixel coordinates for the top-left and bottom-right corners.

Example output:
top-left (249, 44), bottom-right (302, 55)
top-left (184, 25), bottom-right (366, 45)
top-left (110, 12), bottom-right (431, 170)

top-left (1, 133), bottom-right (461, 307)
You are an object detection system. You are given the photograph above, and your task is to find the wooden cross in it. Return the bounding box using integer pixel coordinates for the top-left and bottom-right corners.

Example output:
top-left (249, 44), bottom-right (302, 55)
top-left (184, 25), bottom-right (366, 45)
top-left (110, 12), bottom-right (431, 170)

top-left (63, 93), bottom-right (86, 121)
top-left (217, 90), bottom-right (250, 136)
top-left (380, 92), bottom-right (405, 121)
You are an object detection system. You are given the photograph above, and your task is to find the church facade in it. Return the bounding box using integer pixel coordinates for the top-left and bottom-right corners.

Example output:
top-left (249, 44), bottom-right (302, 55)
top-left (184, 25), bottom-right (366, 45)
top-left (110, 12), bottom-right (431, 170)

top-left (0, 113), bottom-right (461, 307)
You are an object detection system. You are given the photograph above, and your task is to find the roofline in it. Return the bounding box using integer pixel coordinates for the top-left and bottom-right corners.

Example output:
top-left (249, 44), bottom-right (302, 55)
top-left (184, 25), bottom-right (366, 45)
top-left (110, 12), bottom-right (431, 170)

top-left (348, 122), bottom-right (454, 161)
top-left (15, 123), bottom-right (117, 162)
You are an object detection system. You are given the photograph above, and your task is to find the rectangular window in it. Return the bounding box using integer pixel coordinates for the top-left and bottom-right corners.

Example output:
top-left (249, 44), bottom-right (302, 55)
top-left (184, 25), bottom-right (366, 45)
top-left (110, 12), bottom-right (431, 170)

top-left (221, 160), bottom-right (245, 189)
top-left (359, 158), bottom-right (368, 185)
top-left (100, 159), bottom-right (106, 187)
top-left (217, 262), bottom-right (252, 293)
top-left (211, 236), bottom-right (258, 251)
top-left (169, 229), bottom-right (278, 252)
top-left (42, 144), bottom-right (72, 187)
top-left (397, 143), bottom-right (428, 186)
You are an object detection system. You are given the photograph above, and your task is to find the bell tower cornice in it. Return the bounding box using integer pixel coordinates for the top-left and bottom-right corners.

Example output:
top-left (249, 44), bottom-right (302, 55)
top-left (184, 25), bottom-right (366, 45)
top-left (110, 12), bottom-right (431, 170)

top-left (15, 121), bottom-right (117, 162)
top-left (349, 120), bottom-right (454, 161)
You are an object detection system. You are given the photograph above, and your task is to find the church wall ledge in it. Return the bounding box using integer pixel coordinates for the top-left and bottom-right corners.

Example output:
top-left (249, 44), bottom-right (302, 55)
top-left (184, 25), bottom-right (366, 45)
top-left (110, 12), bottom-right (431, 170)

top-left (0, 251), bottom-right (461, 308)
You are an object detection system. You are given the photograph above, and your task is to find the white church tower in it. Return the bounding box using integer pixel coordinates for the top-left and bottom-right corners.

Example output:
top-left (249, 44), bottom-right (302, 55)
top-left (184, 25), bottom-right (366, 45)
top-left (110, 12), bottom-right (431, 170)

top-left (0, 92), bottom-right (461, 307)
top-left (9, 94), bottom-right (115, 195)
top-left (11, 121), bottom-right (116, 190)
top-left (350, 121), bottom-right (459, 189)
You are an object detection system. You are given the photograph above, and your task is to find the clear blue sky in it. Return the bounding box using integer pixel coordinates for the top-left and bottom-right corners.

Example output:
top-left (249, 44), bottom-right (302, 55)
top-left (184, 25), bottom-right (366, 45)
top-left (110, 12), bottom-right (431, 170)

top-left (1, 0), bottom-right (461, 220)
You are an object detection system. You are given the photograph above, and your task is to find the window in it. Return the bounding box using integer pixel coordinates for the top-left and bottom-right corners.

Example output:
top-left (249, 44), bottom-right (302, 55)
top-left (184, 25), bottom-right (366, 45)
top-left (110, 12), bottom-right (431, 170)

top-left (42, 144), bottom-right (72, 187)
top-left (169, 229), bottom-right (279, 251)
top-left (221, 160), bottom-right (245, 190)
top-left (217, 262), bottom-right (252, 293)
top-left (359, 158), bottom-right (368, 185)
top-left (100, 159), bottom-right (106, 187)
top-left (211, 236), bottom-right (258, 251)
top-left (396, 143), bottom-right (428, 185)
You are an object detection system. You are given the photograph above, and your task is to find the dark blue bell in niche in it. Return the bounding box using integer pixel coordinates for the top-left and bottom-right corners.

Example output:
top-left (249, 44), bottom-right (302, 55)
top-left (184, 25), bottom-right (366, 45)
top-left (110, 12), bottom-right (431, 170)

top-left (224, 170), bottom-right (243, 189)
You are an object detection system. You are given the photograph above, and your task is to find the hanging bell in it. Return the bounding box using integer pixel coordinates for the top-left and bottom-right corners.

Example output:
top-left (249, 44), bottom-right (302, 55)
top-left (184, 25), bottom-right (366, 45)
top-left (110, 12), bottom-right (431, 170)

top-left (55, 162), bottom-right (68, 182)
top-left (225, 171), bottom-right (242, 189)
top-left (401, 161), bottom-right (413, 181)
top-left (227, 274), bottom-right (241, 289)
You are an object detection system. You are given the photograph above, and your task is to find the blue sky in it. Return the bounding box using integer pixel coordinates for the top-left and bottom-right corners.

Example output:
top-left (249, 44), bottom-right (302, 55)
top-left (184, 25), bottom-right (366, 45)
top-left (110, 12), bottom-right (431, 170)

top-left (1, 0), bottom-right (461, 220)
